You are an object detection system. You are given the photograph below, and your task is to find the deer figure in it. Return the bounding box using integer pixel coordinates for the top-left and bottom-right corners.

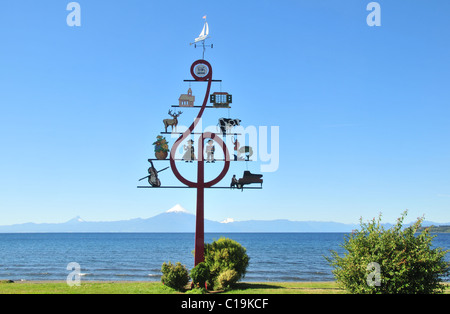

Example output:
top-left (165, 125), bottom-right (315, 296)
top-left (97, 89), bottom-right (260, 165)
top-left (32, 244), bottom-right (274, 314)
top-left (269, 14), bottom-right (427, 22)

top-left (163, 110), bottom-right (183, 133)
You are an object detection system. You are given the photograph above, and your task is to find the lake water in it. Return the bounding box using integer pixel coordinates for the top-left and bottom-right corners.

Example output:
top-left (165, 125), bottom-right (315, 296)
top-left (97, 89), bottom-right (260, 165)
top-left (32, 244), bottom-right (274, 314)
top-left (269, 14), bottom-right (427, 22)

top-left (0, 233), bottom-right (449, 282)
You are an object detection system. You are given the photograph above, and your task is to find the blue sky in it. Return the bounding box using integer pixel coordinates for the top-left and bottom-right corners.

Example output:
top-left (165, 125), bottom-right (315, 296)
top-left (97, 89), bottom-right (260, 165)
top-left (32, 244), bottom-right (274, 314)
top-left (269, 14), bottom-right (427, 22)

top-left (0, 1), bottom-right (449, 226)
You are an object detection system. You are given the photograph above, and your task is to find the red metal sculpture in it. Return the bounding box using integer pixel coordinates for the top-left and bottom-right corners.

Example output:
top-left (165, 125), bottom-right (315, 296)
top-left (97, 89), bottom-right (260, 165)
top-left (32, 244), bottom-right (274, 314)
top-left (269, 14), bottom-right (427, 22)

top-left (138, 58), bottom-right (263, 266)
top-left (169, 60), bottom-right (231, 265)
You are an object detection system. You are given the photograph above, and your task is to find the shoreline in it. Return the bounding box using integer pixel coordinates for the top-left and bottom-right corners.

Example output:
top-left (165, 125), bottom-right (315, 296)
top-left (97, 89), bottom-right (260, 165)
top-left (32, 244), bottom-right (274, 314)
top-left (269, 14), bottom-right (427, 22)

top-left (3, 279), bottom-right (336, 284)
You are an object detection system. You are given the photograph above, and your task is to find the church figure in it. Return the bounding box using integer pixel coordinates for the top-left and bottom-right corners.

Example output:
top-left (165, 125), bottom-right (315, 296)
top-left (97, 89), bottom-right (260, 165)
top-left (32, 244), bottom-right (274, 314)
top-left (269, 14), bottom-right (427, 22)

top-left (179, 88), bottom-right (195, 107)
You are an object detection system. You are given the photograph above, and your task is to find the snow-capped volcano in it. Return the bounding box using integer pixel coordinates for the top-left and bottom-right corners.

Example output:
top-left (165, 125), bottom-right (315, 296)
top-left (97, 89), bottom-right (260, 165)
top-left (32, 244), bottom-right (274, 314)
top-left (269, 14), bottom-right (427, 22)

top-left (66, 216), bottom-right (86, 223)
top-left (220, 218), bottom-right (236, 224)
top-left (165, 204), bottom-right (190, 214)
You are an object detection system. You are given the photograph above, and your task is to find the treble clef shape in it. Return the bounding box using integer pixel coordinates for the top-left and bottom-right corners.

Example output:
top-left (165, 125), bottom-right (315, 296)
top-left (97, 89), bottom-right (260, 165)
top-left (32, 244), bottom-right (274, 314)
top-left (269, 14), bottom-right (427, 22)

top-left (169, 60), bottom-right (230, 188)
top-left (169, 59), bottom-right (231, 265)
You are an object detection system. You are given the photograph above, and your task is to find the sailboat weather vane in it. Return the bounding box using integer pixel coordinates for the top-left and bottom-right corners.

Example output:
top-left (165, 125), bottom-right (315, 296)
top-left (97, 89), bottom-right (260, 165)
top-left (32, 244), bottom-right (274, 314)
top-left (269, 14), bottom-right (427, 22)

top-left (190, 16), bottom-right (213, 59)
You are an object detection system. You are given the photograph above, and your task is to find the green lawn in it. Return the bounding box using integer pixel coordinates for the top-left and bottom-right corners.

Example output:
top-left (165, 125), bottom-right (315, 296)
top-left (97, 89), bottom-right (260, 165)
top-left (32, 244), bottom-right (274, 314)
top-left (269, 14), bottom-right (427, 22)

top-left (0, 281), bottom-right (173, 294)
top-left (223, 281), bottom-right (344, 294)
top-left (0, 281), bottom-right (344, 294)
top-left (0, 280), bottom-right (448, 294)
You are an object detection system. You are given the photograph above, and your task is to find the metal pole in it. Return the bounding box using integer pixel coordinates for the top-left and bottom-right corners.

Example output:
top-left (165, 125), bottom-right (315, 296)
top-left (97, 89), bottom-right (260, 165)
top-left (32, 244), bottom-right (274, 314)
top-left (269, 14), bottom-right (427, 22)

top-left (194, 135), bottom-right (205, 265)
top-left (202, 41), bottom-right (206, 59)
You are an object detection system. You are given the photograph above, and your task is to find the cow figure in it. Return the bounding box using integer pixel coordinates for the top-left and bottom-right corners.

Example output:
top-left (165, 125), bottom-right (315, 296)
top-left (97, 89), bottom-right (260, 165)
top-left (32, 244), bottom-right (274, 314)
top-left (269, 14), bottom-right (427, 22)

top-left (163, 110), bottom-right (183, 133)
top-left (217, 118), bottom-right (241, 134)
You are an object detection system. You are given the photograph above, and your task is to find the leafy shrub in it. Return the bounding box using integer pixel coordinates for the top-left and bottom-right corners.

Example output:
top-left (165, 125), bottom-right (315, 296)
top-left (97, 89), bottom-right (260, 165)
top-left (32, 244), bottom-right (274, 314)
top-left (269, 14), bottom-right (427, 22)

top-left (327, 211), bottom-right (450, 294)
top-left (161, 261), bottom-right (190, 291)
top-left (204, 237), bottom-right (249, 289)
top-left (216, 269), bottom-right (239, 290)
top-left (190, 262), bottom-right (210, 289)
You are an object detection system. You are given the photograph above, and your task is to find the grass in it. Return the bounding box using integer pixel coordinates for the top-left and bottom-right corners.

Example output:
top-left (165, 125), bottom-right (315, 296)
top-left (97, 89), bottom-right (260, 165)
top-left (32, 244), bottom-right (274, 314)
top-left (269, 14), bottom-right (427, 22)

top-left (1, 280), bottom-right (448, 294)
top-left (0, 281), bottom-right (344, 294)
top-left (223, 281), bottom-right (344, 294)
top-left (0, 281), bottom-right (174, 294)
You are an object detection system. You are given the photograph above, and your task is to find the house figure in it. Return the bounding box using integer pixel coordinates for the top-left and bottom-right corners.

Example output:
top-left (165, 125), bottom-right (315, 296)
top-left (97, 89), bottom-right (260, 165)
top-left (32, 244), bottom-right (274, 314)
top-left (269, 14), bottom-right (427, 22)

top-left (210, 92), bottom-right (232, 108)
top-left (179, 88), bottom-right (195, 107)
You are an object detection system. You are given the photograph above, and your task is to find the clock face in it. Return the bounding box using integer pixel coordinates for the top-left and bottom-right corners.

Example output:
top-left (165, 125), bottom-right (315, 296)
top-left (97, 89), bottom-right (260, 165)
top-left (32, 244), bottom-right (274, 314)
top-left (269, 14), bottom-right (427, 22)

top-left (194, 64), bottom-right (209, 77)
top-left (190, 59), bottom-right (212, 81)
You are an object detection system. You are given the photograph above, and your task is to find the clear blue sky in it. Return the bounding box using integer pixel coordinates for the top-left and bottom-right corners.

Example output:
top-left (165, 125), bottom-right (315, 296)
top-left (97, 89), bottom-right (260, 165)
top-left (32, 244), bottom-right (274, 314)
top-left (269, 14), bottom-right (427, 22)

top-left (1, 1), bottom-right (449, 225)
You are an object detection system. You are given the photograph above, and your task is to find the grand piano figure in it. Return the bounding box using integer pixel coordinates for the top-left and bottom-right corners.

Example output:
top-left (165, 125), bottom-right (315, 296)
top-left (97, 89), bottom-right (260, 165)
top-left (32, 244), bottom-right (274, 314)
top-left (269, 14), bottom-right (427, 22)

top-left (234, 171), bottom-right (263, 191)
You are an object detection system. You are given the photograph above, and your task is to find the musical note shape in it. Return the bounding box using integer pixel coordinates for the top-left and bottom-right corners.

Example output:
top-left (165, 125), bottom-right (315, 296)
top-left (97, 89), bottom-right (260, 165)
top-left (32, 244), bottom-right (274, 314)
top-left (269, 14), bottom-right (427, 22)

top-left (169, 60), bottom-right (231, 265)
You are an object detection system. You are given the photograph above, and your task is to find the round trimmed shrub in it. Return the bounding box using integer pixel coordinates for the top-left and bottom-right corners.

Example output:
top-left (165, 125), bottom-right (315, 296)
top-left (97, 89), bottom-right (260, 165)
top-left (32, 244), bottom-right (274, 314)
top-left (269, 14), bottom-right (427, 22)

top-left (190, 262), bottom-right (210, 289)
top-left (216, 269), bottom-right (239, 290)
top-left (204, 237), bottom-right (250, 289)
top-left (161, 261), bottom-right (190, 291)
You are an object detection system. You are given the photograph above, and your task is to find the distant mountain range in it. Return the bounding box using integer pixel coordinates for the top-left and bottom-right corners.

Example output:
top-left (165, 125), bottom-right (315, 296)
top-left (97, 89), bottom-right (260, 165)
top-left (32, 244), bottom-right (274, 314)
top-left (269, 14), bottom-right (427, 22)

top-left (0, 204), bottom-right (448, 233)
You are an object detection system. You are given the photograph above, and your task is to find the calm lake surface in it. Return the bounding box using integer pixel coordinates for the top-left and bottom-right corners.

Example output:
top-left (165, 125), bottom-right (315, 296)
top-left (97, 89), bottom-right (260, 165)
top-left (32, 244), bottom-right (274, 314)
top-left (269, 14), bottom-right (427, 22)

top-left (0, 233), bottom-right (449, 282)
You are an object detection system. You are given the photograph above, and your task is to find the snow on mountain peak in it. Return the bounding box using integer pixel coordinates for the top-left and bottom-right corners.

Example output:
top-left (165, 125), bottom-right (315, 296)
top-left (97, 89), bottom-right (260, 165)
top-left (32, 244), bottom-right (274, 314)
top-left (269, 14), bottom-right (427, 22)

top-left (66, 216), bottom-right (85, 223)
top-left (220, 218), bottom-right (235, 224)
top-left (166, 204), bottom-right (189, 214)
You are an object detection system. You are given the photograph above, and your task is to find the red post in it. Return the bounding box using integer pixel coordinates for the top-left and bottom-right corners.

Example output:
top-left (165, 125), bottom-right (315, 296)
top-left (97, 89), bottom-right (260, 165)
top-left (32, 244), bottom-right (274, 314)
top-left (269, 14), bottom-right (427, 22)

top-left (194, 187), bottom-right (205, 265)
top-left (194, 136), bottom-right (205, 265)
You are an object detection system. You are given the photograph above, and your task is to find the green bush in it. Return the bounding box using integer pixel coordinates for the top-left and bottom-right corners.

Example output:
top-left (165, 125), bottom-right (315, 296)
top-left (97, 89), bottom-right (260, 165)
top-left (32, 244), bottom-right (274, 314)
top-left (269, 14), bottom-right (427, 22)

top-left (161, 261), bottom-right (190, 291)
top-left (327, 211), bottom-right (450, 294)
top-left (204, 237), bottom-right (250, 289)
top-left (190, 262), bottom-right (210, 289)
top-left (216, 269), bottom-right (239, 290)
